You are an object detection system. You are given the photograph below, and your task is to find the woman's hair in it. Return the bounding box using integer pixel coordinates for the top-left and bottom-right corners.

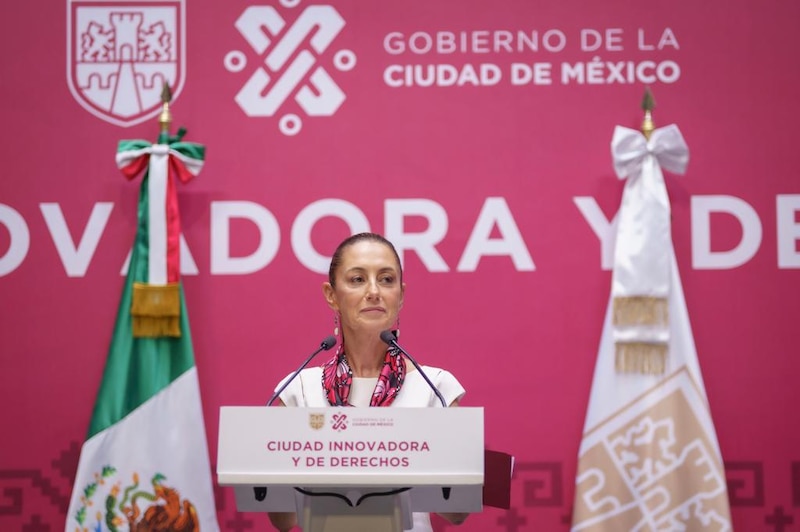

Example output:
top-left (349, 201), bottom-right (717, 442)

top-left (328, 232), bottom-right (403, 287)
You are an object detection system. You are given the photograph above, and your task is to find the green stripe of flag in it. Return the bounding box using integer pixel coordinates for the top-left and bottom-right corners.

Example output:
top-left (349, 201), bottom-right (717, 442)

top-left (87, 176), bottom-right (194, 438)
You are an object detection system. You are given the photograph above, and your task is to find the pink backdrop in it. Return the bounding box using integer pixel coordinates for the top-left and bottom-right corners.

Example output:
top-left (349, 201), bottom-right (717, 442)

top-left (1, 0), bottom-right (799, 530)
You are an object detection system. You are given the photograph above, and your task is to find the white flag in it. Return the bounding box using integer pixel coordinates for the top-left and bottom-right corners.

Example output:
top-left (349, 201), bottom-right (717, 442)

top-left (571, 125), bottom-right (732, 531)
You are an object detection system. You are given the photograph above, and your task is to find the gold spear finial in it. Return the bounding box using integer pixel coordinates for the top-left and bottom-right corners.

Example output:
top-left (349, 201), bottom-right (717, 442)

top-left (158, 82), bottom-right (173, 134)
top-left (641, 87), bottom-right (655, 140)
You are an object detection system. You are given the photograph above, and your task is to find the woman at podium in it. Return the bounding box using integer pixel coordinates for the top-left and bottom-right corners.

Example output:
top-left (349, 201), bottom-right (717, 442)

top-left (269, 232), bottom-right (468, 532)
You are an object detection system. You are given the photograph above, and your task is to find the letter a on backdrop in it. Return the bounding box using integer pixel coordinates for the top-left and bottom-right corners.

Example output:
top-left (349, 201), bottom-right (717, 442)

top-left (65, 95), bottom-right (218, 531)
top-left (571, 106), bottom-right (732, 530)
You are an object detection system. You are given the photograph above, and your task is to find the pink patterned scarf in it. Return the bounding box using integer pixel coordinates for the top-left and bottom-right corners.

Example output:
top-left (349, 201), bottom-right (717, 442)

top-left (322, 343), bottom-right (406, 407)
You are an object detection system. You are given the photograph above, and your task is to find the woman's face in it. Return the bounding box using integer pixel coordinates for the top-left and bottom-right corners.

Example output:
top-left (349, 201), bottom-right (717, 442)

top-left (323, 240), bottom-right (404, 337)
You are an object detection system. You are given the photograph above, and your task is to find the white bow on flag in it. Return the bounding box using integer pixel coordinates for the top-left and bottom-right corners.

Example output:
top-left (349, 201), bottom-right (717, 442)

top-left (115, 139), bottom-right (205, 337)
top-left (610, 124), bottom-right (689, 374)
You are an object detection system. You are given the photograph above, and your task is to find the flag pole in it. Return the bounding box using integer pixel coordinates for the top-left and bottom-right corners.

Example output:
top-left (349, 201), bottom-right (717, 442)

top-left (641, 87), bottom-right (655, 140)
top-left (158, 82), bottom-right (172, 140)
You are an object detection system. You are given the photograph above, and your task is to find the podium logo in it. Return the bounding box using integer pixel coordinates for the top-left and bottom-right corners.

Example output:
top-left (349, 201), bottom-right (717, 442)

top-left (225, 2), bottom-right (356, 136)
top-left (331, 413), bottom-right (348, 431)
top-left (309, 413), bottom-right (325, 430)
top-left (67, 0), bottom-right (185, 127)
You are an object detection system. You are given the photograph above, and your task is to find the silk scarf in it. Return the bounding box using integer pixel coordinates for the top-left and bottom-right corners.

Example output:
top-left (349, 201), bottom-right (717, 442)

top-left (322, 343), bottom-right (406, 407)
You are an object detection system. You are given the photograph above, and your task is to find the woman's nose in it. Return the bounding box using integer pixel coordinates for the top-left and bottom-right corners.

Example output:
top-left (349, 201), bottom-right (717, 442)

top-left (365, 280), bottom-right (380, 298)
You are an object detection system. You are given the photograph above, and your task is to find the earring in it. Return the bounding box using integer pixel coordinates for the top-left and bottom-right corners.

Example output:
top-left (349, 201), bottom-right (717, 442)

top-left (333, 312), bottom-right (344, 350)
top-left (392, 316), bottom-right (400, 339)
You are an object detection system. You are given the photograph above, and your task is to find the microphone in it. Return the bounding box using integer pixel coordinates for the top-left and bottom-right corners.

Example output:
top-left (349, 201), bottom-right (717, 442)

top-left (267, 335), bottom-right (337, 406)
top-left (380, 330), bottom-right (447, 408)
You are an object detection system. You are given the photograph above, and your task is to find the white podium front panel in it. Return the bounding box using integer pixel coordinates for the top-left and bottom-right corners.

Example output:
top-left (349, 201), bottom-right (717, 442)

top-left (217, 406), bottom-right (484, 488)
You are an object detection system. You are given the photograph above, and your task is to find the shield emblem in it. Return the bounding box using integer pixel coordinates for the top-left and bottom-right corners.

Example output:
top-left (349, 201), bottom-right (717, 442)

top-left (67, 0), bottom-right (185, 127)
top-left (309, 413), bottom-right (324, 430)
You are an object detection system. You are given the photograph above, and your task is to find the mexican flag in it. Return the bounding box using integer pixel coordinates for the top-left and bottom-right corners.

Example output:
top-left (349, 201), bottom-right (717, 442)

top-left (570, 124), bottom-right (731, 531)
top-left (65, 136), bottom-right (218, 532)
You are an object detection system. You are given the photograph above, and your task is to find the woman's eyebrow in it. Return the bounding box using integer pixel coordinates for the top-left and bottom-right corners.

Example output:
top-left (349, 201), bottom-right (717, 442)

top-left (344, 265), bottom-right (397, 273)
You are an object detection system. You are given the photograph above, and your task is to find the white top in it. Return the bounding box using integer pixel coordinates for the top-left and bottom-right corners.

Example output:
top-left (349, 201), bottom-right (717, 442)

top-left (275, 365), bottom-right (466, 532)
top-left (350, 377), bottom-right (379, 407)
top-left (277, 366), bottom-right (465, 408)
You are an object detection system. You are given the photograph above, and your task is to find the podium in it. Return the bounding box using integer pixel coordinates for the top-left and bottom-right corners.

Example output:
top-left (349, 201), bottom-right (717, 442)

top-left (217, 406), bottom-right (484, 531)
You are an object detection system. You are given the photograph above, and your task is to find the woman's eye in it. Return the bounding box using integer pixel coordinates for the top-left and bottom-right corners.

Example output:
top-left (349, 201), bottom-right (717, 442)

top-left (380, 276), bottom-right (395, 284)
top-left (351, 276), bottom-right (364, 283)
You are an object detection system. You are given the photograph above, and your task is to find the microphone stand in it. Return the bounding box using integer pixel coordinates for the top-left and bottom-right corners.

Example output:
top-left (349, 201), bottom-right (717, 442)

top-left (380, 330), bottom-right (447, 407)
top-left (267, 335), bottom-right (337, 406)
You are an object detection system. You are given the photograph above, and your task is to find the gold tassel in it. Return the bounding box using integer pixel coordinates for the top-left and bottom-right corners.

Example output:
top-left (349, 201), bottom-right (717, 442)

top-left (131, 282), bottom-right (181, 337)
top-left (615, 342), bottom-right (667, 374)
top-left (613, 296), bottom-right (668, 327)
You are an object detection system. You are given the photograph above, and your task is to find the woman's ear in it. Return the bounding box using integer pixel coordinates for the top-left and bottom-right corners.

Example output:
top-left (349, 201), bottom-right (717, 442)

top-left (322, 282), bottom-right (337, 310)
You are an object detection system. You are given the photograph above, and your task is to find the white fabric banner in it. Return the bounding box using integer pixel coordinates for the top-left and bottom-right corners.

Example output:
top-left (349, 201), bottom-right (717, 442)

top-left (571, 126), bottom-right (731, 531)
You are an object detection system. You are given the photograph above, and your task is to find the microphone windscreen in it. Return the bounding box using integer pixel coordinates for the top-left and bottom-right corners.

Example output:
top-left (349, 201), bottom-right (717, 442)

top-left (321, 335), bottom-right (337, 350)
top-left (379, 330), bottom-right (397, 345)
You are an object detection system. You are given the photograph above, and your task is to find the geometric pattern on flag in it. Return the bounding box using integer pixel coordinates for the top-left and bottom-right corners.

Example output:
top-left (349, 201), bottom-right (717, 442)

top-left (572, 368), bottom-right (731, 531)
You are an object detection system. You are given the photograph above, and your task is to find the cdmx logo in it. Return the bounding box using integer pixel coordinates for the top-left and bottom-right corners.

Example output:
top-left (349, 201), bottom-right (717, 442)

top-left (225, 1), bottom-right (355, 136)
top-left (331, 413), bottom-right (348, 431)
top-left (66, 0), bottom-right (185, 127)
